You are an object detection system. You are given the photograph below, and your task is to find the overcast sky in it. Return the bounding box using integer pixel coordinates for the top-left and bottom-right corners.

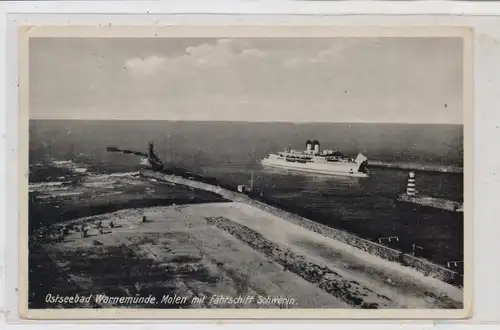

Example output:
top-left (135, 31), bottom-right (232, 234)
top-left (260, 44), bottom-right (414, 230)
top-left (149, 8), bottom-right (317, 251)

top-left (29, 37), bottom-right (463, 124)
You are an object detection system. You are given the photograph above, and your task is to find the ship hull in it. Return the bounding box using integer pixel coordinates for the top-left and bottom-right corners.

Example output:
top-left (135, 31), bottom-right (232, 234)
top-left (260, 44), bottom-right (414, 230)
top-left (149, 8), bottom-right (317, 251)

top-left (261, 158), bottom-right (368, 178)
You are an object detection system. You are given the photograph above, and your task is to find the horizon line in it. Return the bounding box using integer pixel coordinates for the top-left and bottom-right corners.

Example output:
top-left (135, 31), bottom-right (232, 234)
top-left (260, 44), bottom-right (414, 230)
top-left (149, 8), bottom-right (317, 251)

top-left (28, 118), bottom-right (463, 125)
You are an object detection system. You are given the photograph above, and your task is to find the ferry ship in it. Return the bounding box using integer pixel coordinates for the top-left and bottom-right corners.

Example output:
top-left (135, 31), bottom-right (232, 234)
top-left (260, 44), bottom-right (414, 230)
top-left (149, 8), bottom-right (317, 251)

top-left (261, 140), bottom-right (369, 178)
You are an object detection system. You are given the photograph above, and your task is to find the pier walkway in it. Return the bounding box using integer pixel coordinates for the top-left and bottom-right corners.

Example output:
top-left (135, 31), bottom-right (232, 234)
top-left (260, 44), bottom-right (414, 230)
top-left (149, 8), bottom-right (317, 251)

top-left (140, 169), bottom-right (464, 287)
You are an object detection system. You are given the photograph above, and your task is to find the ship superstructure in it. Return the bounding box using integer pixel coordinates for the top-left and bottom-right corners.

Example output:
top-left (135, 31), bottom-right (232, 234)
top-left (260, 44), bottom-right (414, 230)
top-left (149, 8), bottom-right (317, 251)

top-left (261, 140), bottom-right (369, 178)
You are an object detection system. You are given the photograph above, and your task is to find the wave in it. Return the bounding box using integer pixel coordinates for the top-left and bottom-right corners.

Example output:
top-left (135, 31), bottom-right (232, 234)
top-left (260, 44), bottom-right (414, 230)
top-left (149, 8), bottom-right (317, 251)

top-left (38, 191), bottom-right (83, 198)
top-left (30, 181), bottom-right (65, 188)
top-left (52, 160), bottom-right (73, 166)
top-left (36, 158), bottom-right (138, 179)
top-left (73, 167), bottom-right (88, 174)
top-left (48, 159), bottom-right (91, 175)
top-left (80, 172), bottom-right (140, 186)
top-left (101, 171), bottom-right (140, 178)
top-left (95, 191), bottom-right (124, 198)
top-left (29, 181), bottom-right (69, 192)
top-left (29, 157), bottom-right (141, 195)
top-left (82, 181), bottom-right (117, 188)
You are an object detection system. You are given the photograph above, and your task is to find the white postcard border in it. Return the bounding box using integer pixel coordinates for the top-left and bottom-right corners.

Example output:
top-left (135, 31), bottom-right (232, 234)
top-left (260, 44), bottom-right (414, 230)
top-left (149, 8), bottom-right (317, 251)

top-left (16, 25), bottom-right (473, 320)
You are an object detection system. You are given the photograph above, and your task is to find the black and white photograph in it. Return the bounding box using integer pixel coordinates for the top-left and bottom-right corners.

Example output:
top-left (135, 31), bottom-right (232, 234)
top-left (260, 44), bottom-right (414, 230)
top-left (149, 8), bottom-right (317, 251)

top-left (20, 26), bottom-right (472, 319)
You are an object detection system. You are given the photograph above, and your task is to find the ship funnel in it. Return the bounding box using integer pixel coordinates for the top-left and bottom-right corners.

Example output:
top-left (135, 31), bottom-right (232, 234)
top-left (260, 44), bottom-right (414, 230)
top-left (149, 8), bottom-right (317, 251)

top-left (312, 140), bottom-right (320, 154)
top-left (305, 140), bottom-right (312, 152)
top-left (406, 172), bottom-right (416, 196)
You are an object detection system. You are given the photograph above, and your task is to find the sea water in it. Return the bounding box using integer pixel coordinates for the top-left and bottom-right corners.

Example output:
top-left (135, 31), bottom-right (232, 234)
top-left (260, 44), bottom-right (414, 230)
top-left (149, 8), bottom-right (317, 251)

top-left (28, 120), bottom-right (464, 266)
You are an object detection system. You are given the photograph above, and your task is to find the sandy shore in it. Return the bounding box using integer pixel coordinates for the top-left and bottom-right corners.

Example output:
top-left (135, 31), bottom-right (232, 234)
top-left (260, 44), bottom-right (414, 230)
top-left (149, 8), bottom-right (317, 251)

top-left (33, 201), bottom-right (462, 309)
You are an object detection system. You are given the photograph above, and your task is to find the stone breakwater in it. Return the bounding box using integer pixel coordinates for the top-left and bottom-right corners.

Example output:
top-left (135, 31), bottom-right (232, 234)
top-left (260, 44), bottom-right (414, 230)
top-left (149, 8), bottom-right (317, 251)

top-left (140, 170), bottom-right (463, 287)
top-left (368, 161), bottom-right (463, 174)
top-left (205, 216), bottom-right (462, 309)
top-left (397, 194), bottom-right (464, 213)
top-left (205, 216), bottom-right (390, 308)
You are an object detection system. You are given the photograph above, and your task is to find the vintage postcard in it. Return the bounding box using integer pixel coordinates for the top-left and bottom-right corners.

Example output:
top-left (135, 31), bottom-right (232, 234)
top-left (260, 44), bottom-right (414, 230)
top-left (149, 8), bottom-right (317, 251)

top-left (19, 25), bottom-right (473, 319)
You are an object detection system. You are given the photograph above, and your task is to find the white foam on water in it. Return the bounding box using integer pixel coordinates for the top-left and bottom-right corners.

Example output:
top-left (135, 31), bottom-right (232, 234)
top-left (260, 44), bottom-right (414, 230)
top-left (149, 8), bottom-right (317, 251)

top-left (37, 191), bottom-right (83, 199)
top-left (76, 171), bottom-right (143, 189)
top-left (52, 160), bottom-right (74, 166)
top-left (97, 192), bottom-right (125, 197)
top-left (29, 181), bottom-right (65, 188)
top-left (29, 182), bottom-right (72, 192)
top-left (90, 171), bottom-right (140, 180)
top-left (48, 159), bottom-right (92, 174)
top-left (110, 171), bottom-right (140, 177)
top-left (49, 191), bottom-right (83, 197)
top-left (82, 182), bottom-right (117, 188)
top-left (118, 179), bottom-right (144, 186)
top-left (73, 167), bottom-right (88, 173)
top-left (29, 187), bottom-right (71, 194)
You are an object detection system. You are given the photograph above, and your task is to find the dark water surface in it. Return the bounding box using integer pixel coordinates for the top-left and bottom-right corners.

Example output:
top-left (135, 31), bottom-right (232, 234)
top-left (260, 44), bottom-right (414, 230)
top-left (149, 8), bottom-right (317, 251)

top-left (29, 120), bottom-right (464, 267)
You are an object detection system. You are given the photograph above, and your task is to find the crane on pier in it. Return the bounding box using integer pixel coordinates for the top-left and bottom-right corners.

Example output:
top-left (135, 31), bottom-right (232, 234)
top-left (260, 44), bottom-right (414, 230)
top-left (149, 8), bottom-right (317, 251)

top-left (106, 141), bottom-right (164, 171)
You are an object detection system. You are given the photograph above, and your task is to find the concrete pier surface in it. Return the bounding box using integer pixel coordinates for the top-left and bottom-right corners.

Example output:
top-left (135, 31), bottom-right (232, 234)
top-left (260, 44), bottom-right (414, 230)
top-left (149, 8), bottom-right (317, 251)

top-left (30, 169), bottom-right (464, 309)
top-left (141, 170), bottom-right (464, 286)
top-left (38, 201), bottom-right (462, 309)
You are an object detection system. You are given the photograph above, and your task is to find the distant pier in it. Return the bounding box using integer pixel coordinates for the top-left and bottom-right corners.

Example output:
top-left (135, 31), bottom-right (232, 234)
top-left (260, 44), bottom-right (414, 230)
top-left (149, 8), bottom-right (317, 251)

top-left (369, 160), bottom-right (463, 174)
top-left (397, 195), bottom-right (463, 213)
top-left (397, 171), bottom-right (463, 213)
